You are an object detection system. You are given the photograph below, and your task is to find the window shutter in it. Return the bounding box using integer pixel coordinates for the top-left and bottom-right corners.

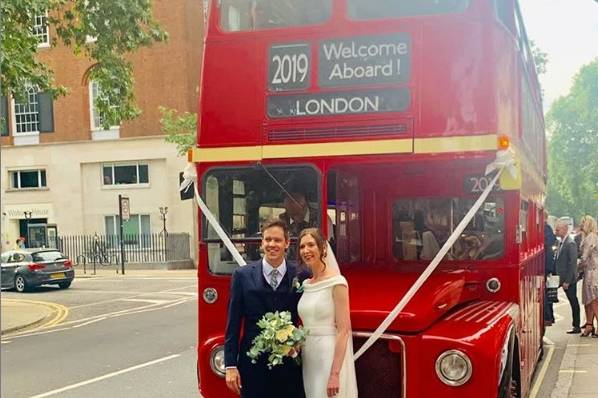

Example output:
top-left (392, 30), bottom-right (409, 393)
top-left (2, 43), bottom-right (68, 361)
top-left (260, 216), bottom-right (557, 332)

top-left (0, 96), bottom-right (8, 136)
top-left (38, 92), bottom-right (54, 132)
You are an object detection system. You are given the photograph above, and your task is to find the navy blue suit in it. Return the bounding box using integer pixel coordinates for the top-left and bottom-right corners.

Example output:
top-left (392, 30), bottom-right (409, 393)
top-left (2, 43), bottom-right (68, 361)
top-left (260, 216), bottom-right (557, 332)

top-left (224, 260), bottom-right (308, 398)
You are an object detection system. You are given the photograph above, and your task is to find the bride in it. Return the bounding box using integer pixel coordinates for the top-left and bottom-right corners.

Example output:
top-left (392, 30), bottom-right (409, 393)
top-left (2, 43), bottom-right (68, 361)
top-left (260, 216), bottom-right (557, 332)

top-left (297, 228), bottom-right (358, 397)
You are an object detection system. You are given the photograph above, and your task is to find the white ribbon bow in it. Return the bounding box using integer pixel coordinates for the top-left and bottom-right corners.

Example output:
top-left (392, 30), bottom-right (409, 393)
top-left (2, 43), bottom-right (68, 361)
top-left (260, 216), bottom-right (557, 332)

top-left (180, 163), bottom-right (247, 267)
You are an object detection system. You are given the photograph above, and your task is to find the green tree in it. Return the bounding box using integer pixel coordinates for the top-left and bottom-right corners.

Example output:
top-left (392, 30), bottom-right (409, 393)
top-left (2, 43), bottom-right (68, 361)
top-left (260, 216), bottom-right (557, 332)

top-left (160, 107), bottom-right (196, 156)
top-left (530, 40), bottom-right (548, 76)
top-left (546, 58), bottom-right (598, 220)
top-left (1, 0), bottom-right (168, 129)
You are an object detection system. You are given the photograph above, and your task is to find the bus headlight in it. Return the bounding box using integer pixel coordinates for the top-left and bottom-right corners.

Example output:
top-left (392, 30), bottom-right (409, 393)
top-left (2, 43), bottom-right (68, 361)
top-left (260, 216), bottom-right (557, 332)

top-left (435, 350), bottom-right (472, 386)
top-left (210, 346), bottom-right (226, 377)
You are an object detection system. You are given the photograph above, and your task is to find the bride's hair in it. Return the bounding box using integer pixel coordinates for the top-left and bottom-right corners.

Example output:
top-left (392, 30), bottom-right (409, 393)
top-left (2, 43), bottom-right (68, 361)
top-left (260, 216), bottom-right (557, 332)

top-left (298, 228), bottom-right (327, 266)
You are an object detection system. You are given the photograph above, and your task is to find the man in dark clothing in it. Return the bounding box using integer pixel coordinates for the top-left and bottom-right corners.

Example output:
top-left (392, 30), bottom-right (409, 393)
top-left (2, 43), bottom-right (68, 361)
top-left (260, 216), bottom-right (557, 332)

top-left (278, 192), bottom-right (318, 237)
top-left (544, 222), bottom-right (557, 325)
top-left (554, 219), bottom-right (580, 334)
top-left (224, 220), bottom-right (308, 398)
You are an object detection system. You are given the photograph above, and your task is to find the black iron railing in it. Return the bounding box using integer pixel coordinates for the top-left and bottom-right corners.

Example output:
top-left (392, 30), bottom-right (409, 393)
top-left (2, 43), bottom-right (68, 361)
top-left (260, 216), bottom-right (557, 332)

top-left (57, 233), bottom-right (191, 265)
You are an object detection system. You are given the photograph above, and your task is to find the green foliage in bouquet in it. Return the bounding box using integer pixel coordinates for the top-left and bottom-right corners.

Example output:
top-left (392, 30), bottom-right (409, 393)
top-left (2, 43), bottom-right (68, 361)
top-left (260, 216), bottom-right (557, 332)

top-left (247, 311), bottom-right (306, 369)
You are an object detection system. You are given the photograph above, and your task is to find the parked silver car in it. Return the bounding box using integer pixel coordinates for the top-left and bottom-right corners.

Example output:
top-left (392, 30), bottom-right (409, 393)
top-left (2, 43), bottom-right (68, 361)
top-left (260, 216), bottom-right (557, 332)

top-left (0, 249), bottom-right (75, 292)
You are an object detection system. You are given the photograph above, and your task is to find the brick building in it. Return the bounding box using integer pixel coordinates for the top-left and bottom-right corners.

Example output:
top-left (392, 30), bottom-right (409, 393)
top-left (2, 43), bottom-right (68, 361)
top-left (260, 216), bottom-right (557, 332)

top-left (0, 0), bottom-right (203, 259)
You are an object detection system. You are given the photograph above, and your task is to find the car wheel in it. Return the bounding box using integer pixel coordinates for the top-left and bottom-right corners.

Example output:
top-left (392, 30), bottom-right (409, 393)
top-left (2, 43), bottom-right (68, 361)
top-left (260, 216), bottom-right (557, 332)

top-left (58, 281), bottom-right (72, 289)
top-left (14, 274), bottom-right (29, 293)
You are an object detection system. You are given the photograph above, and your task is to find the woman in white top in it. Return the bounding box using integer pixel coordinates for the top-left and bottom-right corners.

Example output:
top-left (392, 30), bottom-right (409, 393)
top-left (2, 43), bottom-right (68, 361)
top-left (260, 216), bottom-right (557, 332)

top-left (297, 228), bottom-right (358, 398)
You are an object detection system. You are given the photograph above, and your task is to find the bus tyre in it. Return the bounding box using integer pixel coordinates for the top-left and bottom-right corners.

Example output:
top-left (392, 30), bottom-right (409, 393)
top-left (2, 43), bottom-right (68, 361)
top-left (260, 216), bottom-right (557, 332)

top-left (14, 274), bottom-right (29, 293)
top-left (58, 281), bottom-right (72, 289)
top-left (498, 334), bottom-right (520, 398)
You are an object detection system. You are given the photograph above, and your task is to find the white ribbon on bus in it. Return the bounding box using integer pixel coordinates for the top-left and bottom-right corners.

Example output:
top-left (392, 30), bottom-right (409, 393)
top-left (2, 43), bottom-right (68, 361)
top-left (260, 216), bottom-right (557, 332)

top-left (353, 148), bottom-right (517, 360)
top-left (181, 149), bottom-right (517, 360)
top-left (180, 163), bottom-right (247, 267)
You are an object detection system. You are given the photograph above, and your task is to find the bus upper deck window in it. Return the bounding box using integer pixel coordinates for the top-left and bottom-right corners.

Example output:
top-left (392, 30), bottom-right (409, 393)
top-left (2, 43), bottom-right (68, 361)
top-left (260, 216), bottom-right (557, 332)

top-left (348, 0), bottom-right (470, 20)
top-left (219, 0), bottom-right (331, 32)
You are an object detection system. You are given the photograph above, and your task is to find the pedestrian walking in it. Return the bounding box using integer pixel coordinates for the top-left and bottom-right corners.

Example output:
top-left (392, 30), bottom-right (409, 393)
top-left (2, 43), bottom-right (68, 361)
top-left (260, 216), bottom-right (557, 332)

top-left (544, 221), bottom-right (557, 326)
top-left (554, 217), bottom-right (581, 334)
top-left (579, 215), bottom-right (598, 337)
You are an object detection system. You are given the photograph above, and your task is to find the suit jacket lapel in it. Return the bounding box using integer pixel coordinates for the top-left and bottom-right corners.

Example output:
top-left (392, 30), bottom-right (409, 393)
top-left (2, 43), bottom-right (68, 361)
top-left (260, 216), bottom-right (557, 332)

top-left (252, 260), bottom-right (268, 291)
top-left (283, 264), bottom-right (296, 293)
top-left (557, 236), bottom-right (568, 260)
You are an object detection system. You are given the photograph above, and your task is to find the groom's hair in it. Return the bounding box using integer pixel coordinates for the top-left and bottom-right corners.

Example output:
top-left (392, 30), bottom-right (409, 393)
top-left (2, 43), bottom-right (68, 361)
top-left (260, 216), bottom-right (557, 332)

top-left (261, 219), bottom-right (290, 240)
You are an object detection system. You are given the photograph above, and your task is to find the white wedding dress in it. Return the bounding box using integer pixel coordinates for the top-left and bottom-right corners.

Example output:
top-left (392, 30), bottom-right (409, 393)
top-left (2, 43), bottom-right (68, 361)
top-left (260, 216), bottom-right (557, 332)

top-left (298, 275), bottom-right (358, 398)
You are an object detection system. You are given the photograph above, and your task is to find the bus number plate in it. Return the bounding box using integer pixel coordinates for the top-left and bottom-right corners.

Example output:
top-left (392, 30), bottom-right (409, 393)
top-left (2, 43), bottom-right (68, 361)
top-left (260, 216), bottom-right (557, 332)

top-left (464, 175), bottom-right (502, 194)
top-left (268, 43), bottom-right (311, 92)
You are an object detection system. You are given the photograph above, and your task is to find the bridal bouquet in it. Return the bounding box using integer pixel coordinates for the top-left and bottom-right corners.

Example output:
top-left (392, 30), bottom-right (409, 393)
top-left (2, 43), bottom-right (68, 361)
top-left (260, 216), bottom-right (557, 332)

top-left (247, 311), bottom-right (306, 369)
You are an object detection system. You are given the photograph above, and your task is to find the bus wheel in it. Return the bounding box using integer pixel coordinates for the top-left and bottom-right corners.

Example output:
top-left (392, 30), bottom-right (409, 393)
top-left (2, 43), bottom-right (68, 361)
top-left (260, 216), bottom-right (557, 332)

top-left (499, 336), bottom-right (520, 398)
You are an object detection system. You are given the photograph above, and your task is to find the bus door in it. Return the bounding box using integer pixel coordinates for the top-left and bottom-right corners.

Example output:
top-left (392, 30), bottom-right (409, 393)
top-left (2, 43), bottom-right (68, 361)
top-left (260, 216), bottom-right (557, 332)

top-left (327, 169), bottom-right (361, 265)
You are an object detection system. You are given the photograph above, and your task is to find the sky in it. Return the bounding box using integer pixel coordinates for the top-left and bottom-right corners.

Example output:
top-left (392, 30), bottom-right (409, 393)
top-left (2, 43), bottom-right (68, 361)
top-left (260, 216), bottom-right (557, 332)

top-left (519, 0), bottom-right (598, 111)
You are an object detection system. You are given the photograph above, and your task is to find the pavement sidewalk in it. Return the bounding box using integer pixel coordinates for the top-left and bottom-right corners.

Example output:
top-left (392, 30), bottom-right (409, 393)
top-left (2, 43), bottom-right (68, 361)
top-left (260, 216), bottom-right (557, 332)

top-left (547, 286), bottom-right (598, 398)
top-left (0, 299), bottom-right (54, 335)
top-left (73, 267), bottom-right (197, 278)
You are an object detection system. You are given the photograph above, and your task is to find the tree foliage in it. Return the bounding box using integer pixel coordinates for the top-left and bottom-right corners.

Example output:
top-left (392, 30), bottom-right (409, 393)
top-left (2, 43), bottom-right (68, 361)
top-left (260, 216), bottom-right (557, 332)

top-left (0, 0), bottom-right (168, 128)
top-left (530, 40), bottom-right (547, 76)
top-left (546, 58), bottom-right (598, 220)
top-left (160, 107), bottom-right (196, 156)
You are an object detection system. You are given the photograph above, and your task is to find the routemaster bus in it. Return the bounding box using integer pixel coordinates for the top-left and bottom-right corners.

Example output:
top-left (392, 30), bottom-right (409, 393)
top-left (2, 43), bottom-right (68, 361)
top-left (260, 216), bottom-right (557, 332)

top-left (193, 1), bottom-right (546, 397)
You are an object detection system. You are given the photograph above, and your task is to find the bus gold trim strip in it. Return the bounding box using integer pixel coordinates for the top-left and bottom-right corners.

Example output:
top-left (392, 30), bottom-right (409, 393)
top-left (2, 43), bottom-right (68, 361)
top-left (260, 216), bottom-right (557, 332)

top-left (413, 134), bottom-right (497, 154)
top-left (192, 134), bottom-right (498, 162)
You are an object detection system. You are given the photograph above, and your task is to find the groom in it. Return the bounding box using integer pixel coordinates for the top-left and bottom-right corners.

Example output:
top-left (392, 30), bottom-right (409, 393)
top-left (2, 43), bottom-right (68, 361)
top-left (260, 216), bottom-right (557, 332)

top-left (224, 220), bottom-right (308, 397)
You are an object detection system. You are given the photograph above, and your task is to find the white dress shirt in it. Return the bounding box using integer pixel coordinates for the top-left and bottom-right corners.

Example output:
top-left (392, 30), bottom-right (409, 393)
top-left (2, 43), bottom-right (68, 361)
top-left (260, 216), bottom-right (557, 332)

top-left (263, 258), bottom-right (287, 289)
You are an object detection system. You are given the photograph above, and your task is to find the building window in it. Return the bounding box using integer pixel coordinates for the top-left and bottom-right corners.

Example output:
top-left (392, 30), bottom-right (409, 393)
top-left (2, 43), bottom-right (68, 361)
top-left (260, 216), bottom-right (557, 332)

top-left (14, 86), bottom-right (40, 134)
top-left (34, 13), bottom-right (50, 47)
top-left (105, 214), bottom-right (151, 246)
top-left (103, 163), bottom-right (149, 186)
top-left (10, 169), bottom-right (47, 189)
top-left (89, 81), bottom-right (119, 130)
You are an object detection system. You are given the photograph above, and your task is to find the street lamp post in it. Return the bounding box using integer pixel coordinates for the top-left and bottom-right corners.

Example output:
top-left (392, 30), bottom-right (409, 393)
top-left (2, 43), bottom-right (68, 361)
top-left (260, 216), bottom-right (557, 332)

top-left (159, 206), bottom-right (168, 234)
top-left (23, 211), bottom-right (32, 248)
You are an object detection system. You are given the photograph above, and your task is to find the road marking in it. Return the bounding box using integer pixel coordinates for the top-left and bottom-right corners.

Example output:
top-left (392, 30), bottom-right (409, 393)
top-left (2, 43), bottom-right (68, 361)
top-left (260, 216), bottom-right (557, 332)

top-left (29, 354), bottom-right (180, 398)
top-left (567, 344), bottom-right (591, 347)
top-left (69, 284), bottom-right (196, 309)
top-left (120, 298), bottom-right (171, 304)
top-left (1, 299), bottom-right (69, 335)
top-left (7, 297), bottom-right (195, 339)
top-left (72, 317), bottom-right (107, 328)
top-left (529, 345), bottom-right (555, 398)
top-left (1, 340), bottom-right (11, 344)
top-left (558, 369), bottom-right (587, 373)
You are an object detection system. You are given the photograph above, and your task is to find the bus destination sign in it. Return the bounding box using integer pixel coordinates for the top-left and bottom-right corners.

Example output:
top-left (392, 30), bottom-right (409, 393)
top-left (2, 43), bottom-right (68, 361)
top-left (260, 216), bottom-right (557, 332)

top-left (319, 33), bottom-right (411, 87)
top-left (268, 88), bottom-right (410, 118)
top-left (268, 43), bottom-right (311, 91)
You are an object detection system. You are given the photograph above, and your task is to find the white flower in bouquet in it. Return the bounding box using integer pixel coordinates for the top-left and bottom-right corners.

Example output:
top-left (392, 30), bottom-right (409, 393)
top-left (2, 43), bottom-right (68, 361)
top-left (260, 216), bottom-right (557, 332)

top-left (247, 311), bottom-right (306, 369)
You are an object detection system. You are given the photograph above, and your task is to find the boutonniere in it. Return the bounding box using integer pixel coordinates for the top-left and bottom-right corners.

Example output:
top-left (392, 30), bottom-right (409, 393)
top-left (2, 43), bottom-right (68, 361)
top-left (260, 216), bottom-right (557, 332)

top-left (292, 277), bottom-right (304, 293)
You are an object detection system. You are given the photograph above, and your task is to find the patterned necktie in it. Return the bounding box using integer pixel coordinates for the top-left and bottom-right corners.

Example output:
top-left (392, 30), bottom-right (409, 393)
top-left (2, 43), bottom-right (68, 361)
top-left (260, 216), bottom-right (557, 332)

top-left (270, 269), bottom-right (280, 290)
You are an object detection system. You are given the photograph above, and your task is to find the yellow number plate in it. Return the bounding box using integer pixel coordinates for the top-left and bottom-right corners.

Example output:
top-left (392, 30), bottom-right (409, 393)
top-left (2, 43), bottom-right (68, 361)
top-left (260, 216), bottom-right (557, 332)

top-left (50, 273), bottom-right (65, 279)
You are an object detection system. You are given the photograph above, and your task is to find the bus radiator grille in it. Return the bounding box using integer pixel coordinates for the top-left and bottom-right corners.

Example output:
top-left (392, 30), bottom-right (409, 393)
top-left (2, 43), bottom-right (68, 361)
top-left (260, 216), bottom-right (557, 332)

top-left (353, 337), bottom-right (403, 398)
top-left (266, 124), bottom-right (408, 143)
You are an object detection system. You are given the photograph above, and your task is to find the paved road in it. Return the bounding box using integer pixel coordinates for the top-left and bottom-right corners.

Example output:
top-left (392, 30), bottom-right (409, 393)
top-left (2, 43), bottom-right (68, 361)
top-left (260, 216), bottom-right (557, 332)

top-left (1, 272), bottom-right (199, 398)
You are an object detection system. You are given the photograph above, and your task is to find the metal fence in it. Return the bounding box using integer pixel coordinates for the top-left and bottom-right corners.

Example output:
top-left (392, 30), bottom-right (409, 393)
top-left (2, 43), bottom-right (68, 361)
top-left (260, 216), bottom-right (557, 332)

top-left (57, 233), bottom-right (191, 265)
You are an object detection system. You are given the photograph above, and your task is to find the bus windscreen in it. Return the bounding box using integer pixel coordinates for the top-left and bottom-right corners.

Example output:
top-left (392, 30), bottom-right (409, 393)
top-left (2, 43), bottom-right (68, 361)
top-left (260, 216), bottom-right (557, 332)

top-left (219, 0), bottom-right (331, 32)
top-left (348, 0), bottom-right (470, 20)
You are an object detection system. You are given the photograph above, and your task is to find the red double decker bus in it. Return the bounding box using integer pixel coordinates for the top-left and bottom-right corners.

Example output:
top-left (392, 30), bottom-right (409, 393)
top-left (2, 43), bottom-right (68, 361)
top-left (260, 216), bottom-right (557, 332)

top-left (194, 1), bottom-right (546, 397)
